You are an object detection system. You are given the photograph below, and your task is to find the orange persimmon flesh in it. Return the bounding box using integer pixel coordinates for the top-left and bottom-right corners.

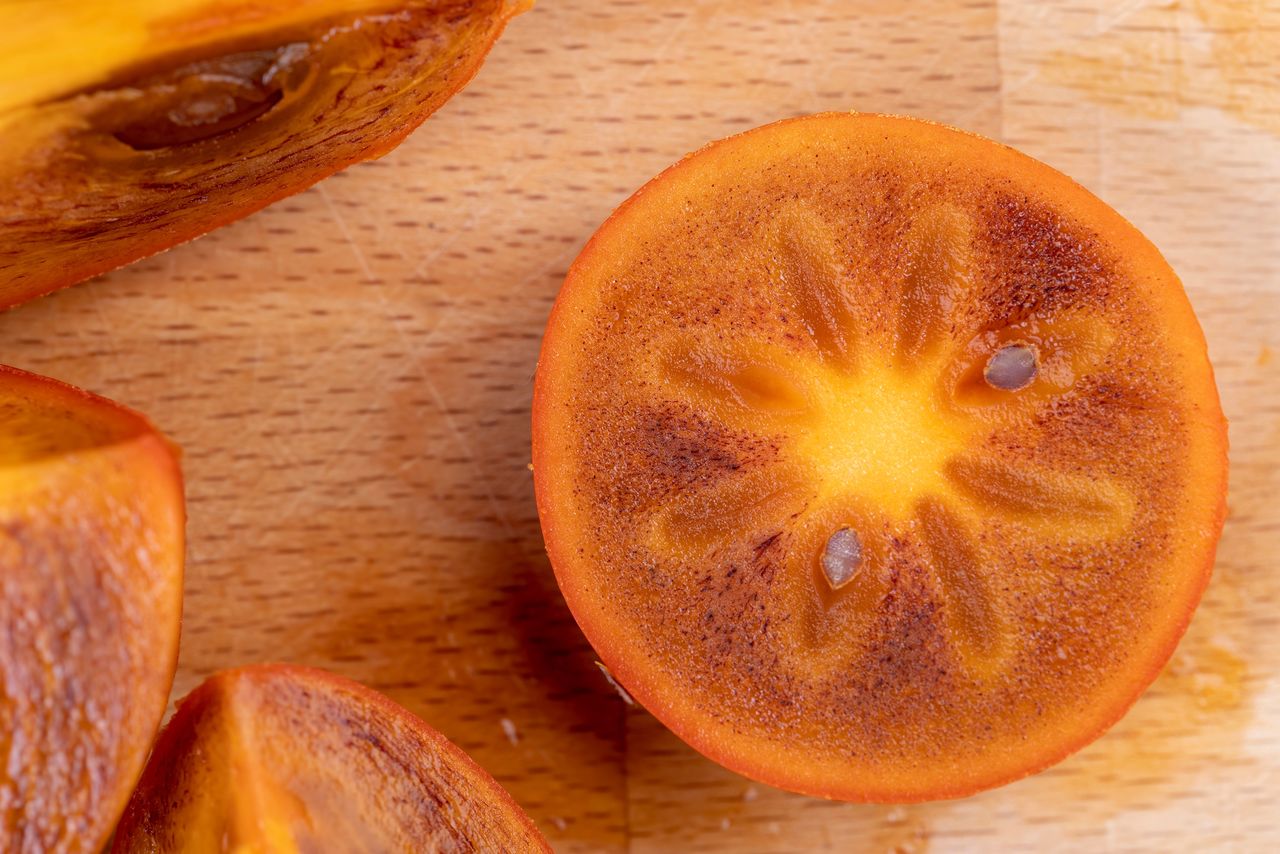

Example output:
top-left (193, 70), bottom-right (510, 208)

top-left (112, 663), bottom-right (551, 852)
top-left (0, 0), bottom-right (530, 310)
top-left (0, 364), bottom-right (184, 851)
top-left (533, 113), bottom-right (1228, 801)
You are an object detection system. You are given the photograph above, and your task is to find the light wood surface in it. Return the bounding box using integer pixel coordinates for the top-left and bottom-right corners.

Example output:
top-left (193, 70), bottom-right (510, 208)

top-left (2, 1), bottom-right (1276, 850)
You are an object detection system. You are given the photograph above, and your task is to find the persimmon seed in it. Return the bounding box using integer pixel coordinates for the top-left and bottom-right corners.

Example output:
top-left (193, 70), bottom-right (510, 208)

top-left (821, 527), bottom-right (863, 589)
top-left (984, 344), bottom-right (1038, 391)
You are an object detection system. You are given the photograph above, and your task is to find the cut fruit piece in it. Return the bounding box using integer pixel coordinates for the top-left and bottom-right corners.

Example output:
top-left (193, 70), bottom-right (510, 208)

top-left (0, 364), bottom-right (184, 853)
top-left (0, 0), bottom-right (530, 310)
top-left (111, 664), bottom-right (551, 852)
top-left (532, 113), bottom-right (1228, 802)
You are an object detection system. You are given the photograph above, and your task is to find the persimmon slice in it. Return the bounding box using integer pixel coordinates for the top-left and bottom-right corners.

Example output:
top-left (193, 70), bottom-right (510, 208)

top-left (0, 365), bottom-right (184, 852)
top-left (0, 0), bottom-right (529, 309)
top-left (532, 113), bottom-right (1228, 801)
top-left (112, 664), bottom-right (550, 852)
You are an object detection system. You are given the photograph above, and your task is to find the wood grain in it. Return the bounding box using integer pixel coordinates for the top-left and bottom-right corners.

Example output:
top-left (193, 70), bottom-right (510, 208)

top-left (0, 1), bottom-right (1276, 850)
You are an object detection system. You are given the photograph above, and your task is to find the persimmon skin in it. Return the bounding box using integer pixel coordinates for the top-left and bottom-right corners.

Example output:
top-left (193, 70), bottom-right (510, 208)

top-left (112, 663), bottom-right (551, 853)
top-left (0, 364), bottom-right (184, 853)
top-left (0, 0), bottom-right (530, 310)
top-left (533, 113), bottom-right (1228, 802)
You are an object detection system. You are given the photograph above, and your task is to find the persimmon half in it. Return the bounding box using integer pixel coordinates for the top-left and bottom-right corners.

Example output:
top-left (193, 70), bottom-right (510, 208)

top-left (112, 664), bottom-right (550, 852)
top-left (0, 0), bottom-right (529, 310)
top-left (0, 365), bottom-right (184, 852)
top-left (532, 113), bottom-right (1228, 801)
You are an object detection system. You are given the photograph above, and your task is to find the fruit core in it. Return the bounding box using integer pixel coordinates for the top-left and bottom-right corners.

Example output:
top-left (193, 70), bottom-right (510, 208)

top-left (793, 358), bottom-right (974, 522)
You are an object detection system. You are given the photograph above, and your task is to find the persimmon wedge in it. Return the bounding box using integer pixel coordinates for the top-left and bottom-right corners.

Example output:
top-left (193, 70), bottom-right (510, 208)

top-left (112, 664), bottom-right (550, 852)
top-left (0, 0), bottom-right (529, 309)
top-left (532, 113), bottom-right (1228, 801)
top-left (0, 365), bottom-right (184, 852)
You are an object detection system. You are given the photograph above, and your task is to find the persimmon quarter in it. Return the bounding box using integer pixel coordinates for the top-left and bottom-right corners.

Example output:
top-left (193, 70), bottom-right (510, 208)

top-left (0, 0), bottom-right (530, 309)
top-left (111, 664), bottom-right (550, 852)
top-left (532, 113), bottom-right (1228, 801)
top-left (0, 364), bottom-right (184, 852)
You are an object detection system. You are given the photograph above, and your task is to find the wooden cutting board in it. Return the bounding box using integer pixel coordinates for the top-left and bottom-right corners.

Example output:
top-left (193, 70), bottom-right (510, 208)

top-left (3, 1), bottom-right (1276, 850)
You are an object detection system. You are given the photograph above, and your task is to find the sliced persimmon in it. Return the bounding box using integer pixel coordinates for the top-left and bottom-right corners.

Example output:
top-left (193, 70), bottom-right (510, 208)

top-left (0, 0), bottom-right (529, 309)
top-left (532, 113), bottom-right (1228, 801)
top-left (0, 365), bottom-right (184, 852)
top-left (111, 664), bottom-right (550, 852)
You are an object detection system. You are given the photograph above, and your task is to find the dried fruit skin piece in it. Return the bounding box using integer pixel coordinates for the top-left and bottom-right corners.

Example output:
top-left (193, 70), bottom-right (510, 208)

top-left (0, 364), bottom-right (184, 853)
top-left (533, 113), bottom-right (1227, 802)
top-left (0, 0), bottom-right (531, 309)
top-left (112, 663), bottom-right (551, 853)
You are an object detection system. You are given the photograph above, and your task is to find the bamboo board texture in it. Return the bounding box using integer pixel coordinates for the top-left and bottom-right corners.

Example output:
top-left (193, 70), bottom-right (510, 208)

top-left (2, 1), bottom-right (1277, 851)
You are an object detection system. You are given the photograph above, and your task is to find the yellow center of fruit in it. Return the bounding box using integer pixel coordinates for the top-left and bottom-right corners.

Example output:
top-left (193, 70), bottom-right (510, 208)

top-left (795, 358), bottom-right (971, 521)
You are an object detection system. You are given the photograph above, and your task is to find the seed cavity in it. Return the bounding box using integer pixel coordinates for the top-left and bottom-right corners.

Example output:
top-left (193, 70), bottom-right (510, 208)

top-left (105, 45), bottom-right (309, 151)
top-left (984, 343), bottom-right (1038, 391)
top-left (821, 527), bottom-right (863, 589)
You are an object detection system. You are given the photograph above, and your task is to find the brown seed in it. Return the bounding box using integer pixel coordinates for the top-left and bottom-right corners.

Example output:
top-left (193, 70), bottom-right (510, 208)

top-left (821, 528), bottom-right (863, 589)
top-left (108, 48), bottom-right (301, 151)
top-left (984, 343), bottom-right (1038, 391)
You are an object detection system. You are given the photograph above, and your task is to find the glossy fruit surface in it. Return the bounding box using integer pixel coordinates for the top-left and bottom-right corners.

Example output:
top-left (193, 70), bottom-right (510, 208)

top-left (533, 113), bottom-right (1228, 801)
top-left (112, 663), bottom-right (550, 852)
top-left (0, 0), bottom-right (529, 309)
top-left (0, 365), bottom-right (184, 852)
